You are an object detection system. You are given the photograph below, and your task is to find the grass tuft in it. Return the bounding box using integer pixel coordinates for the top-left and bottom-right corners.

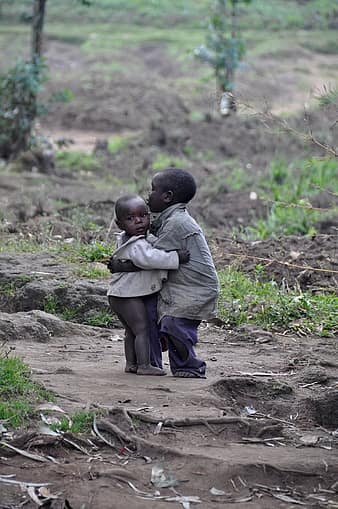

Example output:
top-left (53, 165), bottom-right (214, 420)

top-left (51, 410), bottom-right (96, 434)
top-left (56, 151), bottom-right (102, 173)
top-left (248, 157), bottom-right (338, 238)
top-left (107, 135), bottom-right (130, 154)
top-left (218, 267), bottom-right (338, 336)
top-left (0, 352), bottom-right (52, 427)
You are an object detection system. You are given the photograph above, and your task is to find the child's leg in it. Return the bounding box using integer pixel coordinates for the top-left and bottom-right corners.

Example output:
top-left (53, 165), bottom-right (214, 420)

top-left (109, 297), bottom-right (137, 372)
top-left (142, 293), bottom-right (163, 369)
top-left (123, 325), bottom-right (138, 373)
top-left (109, 296), bottom-right (165, 376)
top-left (160, 316), bottom-right (206, 378)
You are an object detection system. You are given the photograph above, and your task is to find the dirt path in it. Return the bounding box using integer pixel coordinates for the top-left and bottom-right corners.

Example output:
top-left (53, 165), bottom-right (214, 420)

top-left (2, 325), bottom-right (337, 508)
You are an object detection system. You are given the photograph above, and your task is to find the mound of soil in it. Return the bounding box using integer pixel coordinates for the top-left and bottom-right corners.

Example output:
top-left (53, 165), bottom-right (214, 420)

top-left (44, 74), bottom-right (189, 132)
top-left (214, 234), bottom-right (338, 290)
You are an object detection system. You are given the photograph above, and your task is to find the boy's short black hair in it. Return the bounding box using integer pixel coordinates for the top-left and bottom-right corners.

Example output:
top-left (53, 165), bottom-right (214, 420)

top-left (157, 168), bottom-right (196, 203)
top-left (115, 194), bottom-right (145, 220)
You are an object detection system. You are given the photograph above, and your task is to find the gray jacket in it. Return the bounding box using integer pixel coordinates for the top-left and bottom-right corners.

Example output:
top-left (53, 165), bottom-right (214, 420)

top-left (151, 203), bottom-right (219, 321)
top-left (107, 232), bottom-right (179, 298)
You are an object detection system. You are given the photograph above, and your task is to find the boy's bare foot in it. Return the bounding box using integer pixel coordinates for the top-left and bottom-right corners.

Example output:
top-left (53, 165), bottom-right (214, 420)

top-left (125, 364), bottom-right (137, 373)
top-left (137, 365), bottom-right (166, 376)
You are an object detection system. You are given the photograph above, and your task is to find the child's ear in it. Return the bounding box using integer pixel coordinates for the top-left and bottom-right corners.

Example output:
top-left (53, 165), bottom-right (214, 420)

top-left (164, 190), bottom-right (174, 203)
top-left (115, 219), bottom-right (122, 229)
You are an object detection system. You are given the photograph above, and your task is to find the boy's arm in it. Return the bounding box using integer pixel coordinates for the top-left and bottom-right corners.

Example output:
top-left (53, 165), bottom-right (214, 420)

top-left (107, 248), bottom-right (189, 273)
top-left (129, 241), bottom-right (179, 270)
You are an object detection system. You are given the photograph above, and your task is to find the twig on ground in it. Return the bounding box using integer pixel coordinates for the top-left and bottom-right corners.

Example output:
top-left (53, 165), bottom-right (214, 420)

top-left (0, 476), bottom-right (50, 488)
top-left (0, 441), bottom-right (52, 463)
top-left (92, 415), bottom-right (117, 450)
top-left (222, 252), bottom-right (338, 275)
top-left (234, 371), bottom-right (290, 377)
top-left (96, 418), bottom-right (184, 456)
top-left (126, 411), bottom-right (251, 430)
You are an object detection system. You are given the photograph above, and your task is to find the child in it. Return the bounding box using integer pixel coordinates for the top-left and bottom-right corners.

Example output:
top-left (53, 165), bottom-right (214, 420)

top-left (107, 193), bottom-right (189, 376)
top-left (109, 169), bottom-right (219, 378)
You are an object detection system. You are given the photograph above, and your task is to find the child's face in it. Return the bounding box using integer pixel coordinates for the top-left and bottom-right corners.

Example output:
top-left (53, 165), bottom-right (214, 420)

top-left (148, 174), bottom-right (171, 213)
top-left (116, 198), bottom-right (150, 237)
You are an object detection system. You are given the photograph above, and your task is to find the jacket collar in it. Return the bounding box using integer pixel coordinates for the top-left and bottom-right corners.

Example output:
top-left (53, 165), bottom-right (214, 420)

top-left (151, 203), bottom-right (186, 233)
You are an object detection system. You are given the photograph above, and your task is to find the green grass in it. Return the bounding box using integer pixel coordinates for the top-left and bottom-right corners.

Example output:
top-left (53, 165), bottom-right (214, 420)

top-left (43, 294), bottom-right (79, 321)
top-left (84, 311), bottom-right (116, 328)
top-left (0, 354), bottom-right (52, 427)
top-left (0, 237), bottom-right (46, 253)
top-left (56, 151), bottom-right (102, 173)
top-left (248, 157), bottom-right (338, 238)
top-left (0, 282), bottom-right (17, 297)
top-left (3, 0), bottom-right (338, 30)
top-left (73, 241), bottom-right (113, 262)
top-left (152, 153), bottom-right (187, 171)
top-left (107, 135), bottom-right (130, 155)
top-left (74, 264), bottom-right (110, 279)
top-left (218, 267), bottom-right (338, 337)
top-left (51, 410), bottom-right (96, 434)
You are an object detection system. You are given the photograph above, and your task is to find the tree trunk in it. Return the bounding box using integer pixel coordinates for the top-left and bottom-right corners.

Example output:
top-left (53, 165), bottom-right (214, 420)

top-left (32, 0), bottom-right (47, 59)
top-left (219, 0), bottom-right (237, 115)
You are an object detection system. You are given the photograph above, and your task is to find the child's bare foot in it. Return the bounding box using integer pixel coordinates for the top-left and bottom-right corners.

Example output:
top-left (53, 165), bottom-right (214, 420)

top-left (137, 365), bottom-right (166, 376)
top-left (125, 364), bottom-right (137, 373)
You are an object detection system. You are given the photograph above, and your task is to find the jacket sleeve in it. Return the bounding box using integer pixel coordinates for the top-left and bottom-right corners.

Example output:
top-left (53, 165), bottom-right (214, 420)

top-left (129, 240), bottom-right (179, 270)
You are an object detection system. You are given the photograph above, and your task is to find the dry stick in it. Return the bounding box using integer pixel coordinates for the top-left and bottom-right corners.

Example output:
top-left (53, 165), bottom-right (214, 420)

top-left (249, 104), bottom-right (338, 159)
top-left (263, 198), bottom-right (336, 212)
top-left (0, 441), bottom-right (50, 463)
top-left (223, 252), bottom-right (338, 275)
top-left (126, 411), bottom-right (251, 430)
top-left (92, 415), bottom-right (117, 451)
top-left (105, 212), bottom-right (116, 243)
top-left (96, 418), bottom-right (184, 456)
top-left (312, 185), bottom-right (338, 198)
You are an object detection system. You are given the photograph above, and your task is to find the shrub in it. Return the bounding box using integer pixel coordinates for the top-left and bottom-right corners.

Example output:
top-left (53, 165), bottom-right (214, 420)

top-left (0, 57), bottom-right (47, 160)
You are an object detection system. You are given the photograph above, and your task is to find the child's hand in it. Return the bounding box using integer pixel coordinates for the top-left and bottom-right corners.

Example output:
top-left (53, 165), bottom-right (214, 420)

top-left (177, 249), bottom-right (190, 264)
top-left (107, 256), bottom-right (140, 273)
top-left (107, 255), bottom-right (118, 273)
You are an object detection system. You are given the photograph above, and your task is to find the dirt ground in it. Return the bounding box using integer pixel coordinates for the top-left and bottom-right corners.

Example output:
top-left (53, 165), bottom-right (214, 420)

top-left (0, 28), bottom-right (338, 509)
top-left (1, 322), bottom-right (337, 508)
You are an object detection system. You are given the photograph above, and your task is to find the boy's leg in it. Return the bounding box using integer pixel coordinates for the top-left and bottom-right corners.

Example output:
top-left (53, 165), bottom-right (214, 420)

top-left (142, 293), bottom-right (163, 369)
top-left (123, 326), bottom-right (138, 373)
top-left (109, 297), bottom-right (137, 372)
top-left (160, 316), bottom-right (206, 378)
top-left (109, 296), bottom-right (165, 376)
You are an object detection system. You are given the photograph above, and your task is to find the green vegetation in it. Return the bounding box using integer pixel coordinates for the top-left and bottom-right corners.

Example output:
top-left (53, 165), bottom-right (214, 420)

top-left (43, 294), bottom-right (79, 321)
top-left (0, 282), bottom-right (17, 297)
top-left (0, 57), bottom-right (47, 159)
top-left (85, 311), bottom-right (116, 327)
top-left (56, 150), bottom-right (102, 173)
top-left (0, 353), bottom-right (52, 427)
top-left (74, 264), bottom-right (109, 279)
top-left (0, 237), bottom-right (44, 253)
top-left (152, 153), bottom-right (186, 171)
top-left (218, 267), bottom-right (338, 336)
top-left (74, 241), bottom-right (113, 262)
top-left (107, 135), bottom-right (130, 155)
top-left (51, 410), bottom-right (96, 433)
top-left (3, 0), bottom-right (337, 30)
top-left (249, 157), bottom-right (338, 238)
top-left (195, 0), bottom-right (252, 113)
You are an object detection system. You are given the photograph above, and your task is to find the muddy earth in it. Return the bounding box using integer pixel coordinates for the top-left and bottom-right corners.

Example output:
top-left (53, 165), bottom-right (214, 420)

top-left (0, 25), bottom-right (338, 509)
